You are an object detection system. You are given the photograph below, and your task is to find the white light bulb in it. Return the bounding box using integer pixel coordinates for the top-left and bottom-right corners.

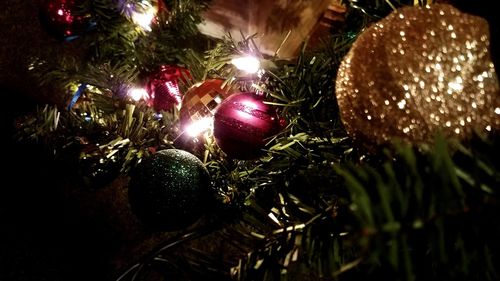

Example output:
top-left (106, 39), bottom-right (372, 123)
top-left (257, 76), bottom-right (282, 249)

top-left (231, 56), bottom-right (260, 74)
top-left (129, 88), bottom-right (148, 101)
top-left (185, 117), bottom-right (213, 137)
top-left (132, 6), bottom-right (157, 31)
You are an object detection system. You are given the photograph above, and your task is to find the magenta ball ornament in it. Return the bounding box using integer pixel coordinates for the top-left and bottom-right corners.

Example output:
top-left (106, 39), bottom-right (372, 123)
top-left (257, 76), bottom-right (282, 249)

top-left (213, 92), bottom-right (280, 159)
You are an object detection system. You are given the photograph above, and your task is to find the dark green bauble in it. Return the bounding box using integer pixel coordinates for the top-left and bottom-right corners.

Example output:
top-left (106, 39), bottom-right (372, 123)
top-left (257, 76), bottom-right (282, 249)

top-left (128, 149), bottom-right (211, 231)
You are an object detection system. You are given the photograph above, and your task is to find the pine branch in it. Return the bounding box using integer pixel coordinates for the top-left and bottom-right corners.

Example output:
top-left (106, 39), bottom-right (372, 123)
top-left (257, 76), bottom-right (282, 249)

top-left (18, 2), bottom-right (500, 280)
top-left (335, 134), bottom-right (500, 280)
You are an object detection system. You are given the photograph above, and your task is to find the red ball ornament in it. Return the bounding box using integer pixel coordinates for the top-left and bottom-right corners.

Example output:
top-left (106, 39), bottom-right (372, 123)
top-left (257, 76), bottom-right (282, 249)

top-left (39, 0), bottom-right (91, 40)
top-left (213, 92), bottom-right (280, 159)
top-left (180, 79), bottom-right (236, 130)
top-left (147, 65), bottom-right (190, 112)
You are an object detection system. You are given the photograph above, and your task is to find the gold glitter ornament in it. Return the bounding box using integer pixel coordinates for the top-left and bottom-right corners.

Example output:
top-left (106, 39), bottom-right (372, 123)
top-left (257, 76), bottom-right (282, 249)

top-left (335, 4), bottom-right (500, 146)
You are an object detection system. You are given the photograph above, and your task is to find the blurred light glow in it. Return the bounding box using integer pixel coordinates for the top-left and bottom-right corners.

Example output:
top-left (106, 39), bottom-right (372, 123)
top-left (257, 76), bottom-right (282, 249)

top-left (231, 56), bottom-right (260, 74)
top-left (132, 5), bottom-right (157, 31)
top-left (129, 88), bottom-right (148, 101)
top-left (185, 117), bottom-right (213, 137)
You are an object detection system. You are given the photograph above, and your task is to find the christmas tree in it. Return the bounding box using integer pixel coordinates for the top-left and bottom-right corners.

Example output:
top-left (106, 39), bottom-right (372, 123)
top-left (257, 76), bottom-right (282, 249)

top-left (2, 0), bottom-right (500, 280)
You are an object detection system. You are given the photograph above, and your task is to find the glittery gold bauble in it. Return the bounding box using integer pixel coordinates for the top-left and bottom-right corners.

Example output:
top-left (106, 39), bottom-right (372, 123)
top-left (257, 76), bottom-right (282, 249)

top-left (335, 4), bottom-right (500, 145)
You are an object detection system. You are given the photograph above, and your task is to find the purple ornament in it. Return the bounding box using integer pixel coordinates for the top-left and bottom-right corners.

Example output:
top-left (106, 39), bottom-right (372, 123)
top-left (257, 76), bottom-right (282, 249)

top-left (213, 92), bottom-right (280, 159)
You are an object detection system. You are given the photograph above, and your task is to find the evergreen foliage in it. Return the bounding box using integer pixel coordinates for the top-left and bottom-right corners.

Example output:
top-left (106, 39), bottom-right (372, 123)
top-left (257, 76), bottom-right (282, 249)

top-left (16, 0), bottom-right (500, 280)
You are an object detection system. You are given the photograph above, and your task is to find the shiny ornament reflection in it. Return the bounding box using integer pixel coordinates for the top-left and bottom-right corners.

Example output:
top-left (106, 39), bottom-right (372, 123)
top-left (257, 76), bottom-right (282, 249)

top-left (179, 79), bottom-right (236, 131)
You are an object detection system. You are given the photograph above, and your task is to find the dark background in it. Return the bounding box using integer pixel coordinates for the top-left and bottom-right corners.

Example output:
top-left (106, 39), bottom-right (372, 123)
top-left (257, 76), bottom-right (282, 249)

top-left (0, 1), bottom-right (84, 278)
top-left (0, 2), bottom-right (164, 279)
top-left (0, 1), bottom-right (104, 279)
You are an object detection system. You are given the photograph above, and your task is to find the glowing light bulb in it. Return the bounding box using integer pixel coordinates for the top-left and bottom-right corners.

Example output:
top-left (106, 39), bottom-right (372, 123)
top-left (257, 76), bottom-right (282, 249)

top-left (231, 56), bottom-right (260, 74)
top-left (129, 88), bottom-right (148, 101)
top-left (185, 117), bottom-right (213, 137)
top-left (132, 5), bottom-right (157, 31)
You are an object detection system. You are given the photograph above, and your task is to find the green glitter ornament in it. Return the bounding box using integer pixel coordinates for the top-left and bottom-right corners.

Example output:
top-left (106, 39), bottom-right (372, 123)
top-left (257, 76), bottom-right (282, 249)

top-left (128, 149), bottom-right (212, 231)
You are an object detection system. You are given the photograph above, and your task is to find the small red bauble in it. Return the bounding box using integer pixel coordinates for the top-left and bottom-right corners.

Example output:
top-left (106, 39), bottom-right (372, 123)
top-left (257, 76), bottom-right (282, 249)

top-left (213, 92), bottom-right (280, 159)
top-left (147, 65), bottom-right (190, 112)
top-left (39, 0), bottom-right (90, 40)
